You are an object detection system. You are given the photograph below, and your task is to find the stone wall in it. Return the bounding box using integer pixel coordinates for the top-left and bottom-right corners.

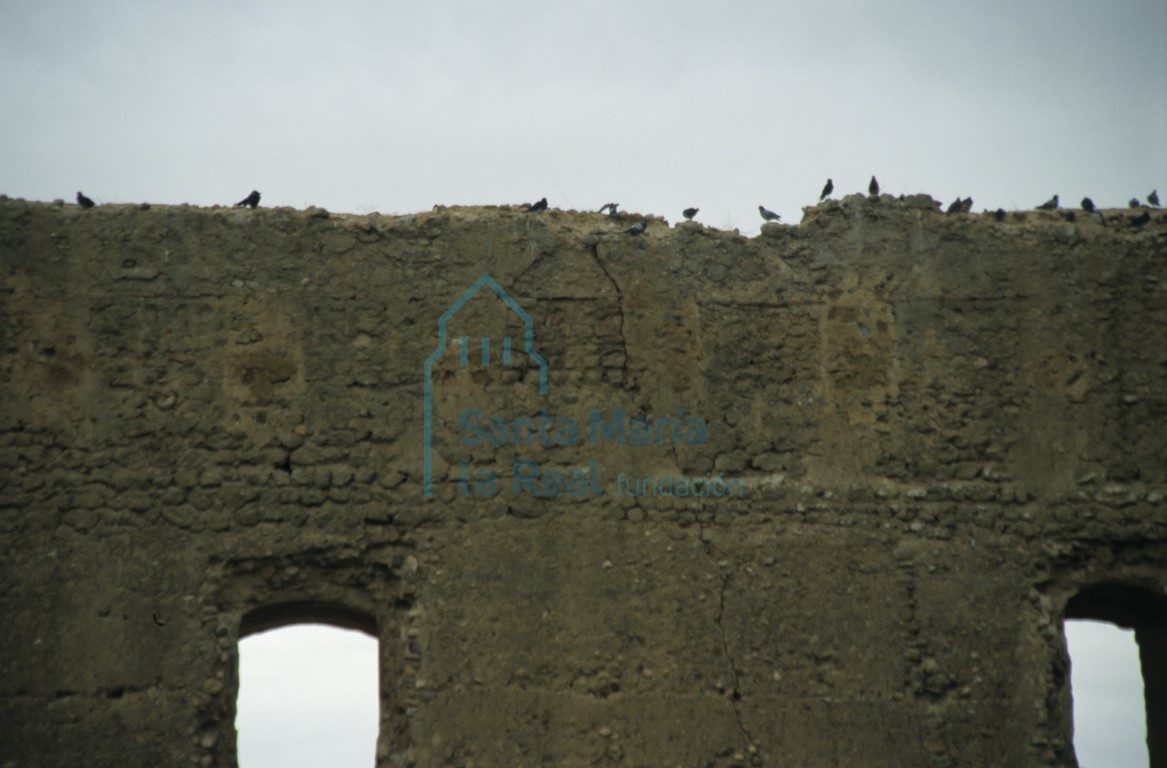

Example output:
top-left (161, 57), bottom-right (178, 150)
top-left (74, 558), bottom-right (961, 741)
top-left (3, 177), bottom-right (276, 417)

top-left (1, 196), bottom-right (1165, 767)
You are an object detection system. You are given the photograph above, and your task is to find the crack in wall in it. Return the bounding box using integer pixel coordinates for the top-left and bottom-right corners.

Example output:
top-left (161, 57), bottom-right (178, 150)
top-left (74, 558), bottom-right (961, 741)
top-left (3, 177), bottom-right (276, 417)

top-left (588, 244), bottom-right (631, 390)
top-left (701, 530), bottom-right (760, 762)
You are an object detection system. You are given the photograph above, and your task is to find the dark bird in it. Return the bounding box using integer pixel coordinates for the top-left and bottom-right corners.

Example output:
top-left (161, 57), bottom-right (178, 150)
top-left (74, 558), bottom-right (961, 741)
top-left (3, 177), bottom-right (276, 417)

top-left (525, 197), bottom-right (548, 213)
top-left (626, 221), bottom-right (647, 236)
top-left (820, 178), bottom-right (834, 201)
top-left (961, 197), bottom-right (973, 214)
top-left (1149, 190), bottom-right (1161, 207)
top-left (1129, 198), bottom-right (1142, 208)
top-left (758, 205), bottom-right (781, 222)
top-left (1131, 211), bottom-right (1151, 227)
top-left (682, 207), bottom-right (699, 220)
top-left (598, 202), bottom-right (618, 216)
top-left (946, 198), bottom-right (962, 214)
top-left (235, 190), bottom-right (260, 208)
top-left (1064, 211), bottom-right (1077, 223)
top-left (1081, 197), bottom-right (1095, 213)
top-left (994, 208), bottom-right (1006, 222)
top-left (1036, 194), bottom-right (1059, 211)
top-left (869, 176), bottom-right (880, 196)
top-left (76, 191), bottom-right (95, 209)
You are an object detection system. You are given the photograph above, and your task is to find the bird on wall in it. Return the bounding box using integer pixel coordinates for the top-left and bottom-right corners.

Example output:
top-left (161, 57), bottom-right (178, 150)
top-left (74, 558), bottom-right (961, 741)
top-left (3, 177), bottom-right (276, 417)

top-left (946, 198), bottom-right (962, 214)
top-left (598, 202), bottom-right (618, 217)
top-left (1081, 197), bottom-right (1095, 213)
top-left (1129, 198), bottom-right (1142, 208)
top-left (235, 190), bottom-right (260, 208)
top-left (994, 209), bottom-right (1006, 221)
top-left (525, 197), bottom-right (548, 213)
top-left (868, 176), bottom-right (880, 196)
top-left (76, 191), bottom-right (95, 209)
top-left (1037, 194), bottom-right (1059, 210)
top-left (626, 221), bottom-right (647, 236)
top-left (1149, 190), bottom-right (1161, 207)
top-left (961, 197), bottom-right (973, 214)
top-left (682, 207), bottom-right (698, 220)
top-left (758, 205), bottom-right (781, 222)
top-left (819, 178), bottom-right (833, 201)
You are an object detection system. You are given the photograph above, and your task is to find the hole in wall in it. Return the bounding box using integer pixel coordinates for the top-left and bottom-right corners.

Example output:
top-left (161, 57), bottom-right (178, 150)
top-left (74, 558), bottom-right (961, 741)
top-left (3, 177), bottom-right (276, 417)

top-left (1063, 582), bottom-right (1167, 768)
top-left (1065, 619), bottom-right (1148, 767)
top-left (237, 621), bottom-right (379, 768)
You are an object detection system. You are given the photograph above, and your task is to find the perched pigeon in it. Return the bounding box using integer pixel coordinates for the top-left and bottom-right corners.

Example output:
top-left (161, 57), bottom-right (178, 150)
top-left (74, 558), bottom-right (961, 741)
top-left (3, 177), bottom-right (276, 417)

top-left (869, 176), bottom-right (880, 196)
top-left (626, 221), bottom-right (647, 236)
top-left (682, 207), bottom-right (699, 220)
top-left (994, 209), bottom-right (1006, 222)
top-left (526, 197), bottom-right (548, 213)
top-left (76, 191), bottom-right (95, 209)
top-left (1036, 194), bottom-right (1059, 211)
top-left (820, 178), bottom-right (833, 201)
top-left (946, 198), bottom-right (962, 214)
top-left (1081, 197), bottom-right (1095, 213)
top-left (1129, 198), bottom-right (1142, 208)
top-left (758, 205), bottom-right (781, 222)
top-left (235, 190), bottom-right (260, 208)
top-left (1149, 190), bottom-right (1161, 207)
top-left (598, 202), bottom-right (618, 216)
top-left (1131, 211), bottom-right (1151, 227)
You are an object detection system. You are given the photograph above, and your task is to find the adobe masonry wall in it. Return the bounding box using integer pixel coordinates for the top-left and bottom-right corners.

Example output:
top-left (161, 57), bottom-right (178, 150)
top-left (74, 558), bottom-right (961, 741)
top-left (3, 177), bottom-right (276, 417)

top-left (0, 195), bottom-right (1165, 767)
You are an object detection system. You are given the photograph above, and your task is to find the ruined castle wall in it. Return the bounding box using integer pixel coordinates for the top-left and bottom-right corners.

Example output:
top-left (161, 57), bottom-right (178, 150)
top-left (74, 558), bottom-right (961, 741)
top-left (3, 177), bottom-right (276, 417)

top-left (1, 197), bottom-right (1165, 767)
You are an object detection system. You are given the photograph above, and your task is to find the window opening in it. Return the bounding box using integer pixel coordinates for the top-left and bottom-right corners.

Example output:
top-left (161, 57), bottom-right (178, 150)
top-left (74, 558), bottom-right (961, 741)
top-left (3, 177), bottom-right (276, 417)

top-left (237, 621), bottom-right (379, 768)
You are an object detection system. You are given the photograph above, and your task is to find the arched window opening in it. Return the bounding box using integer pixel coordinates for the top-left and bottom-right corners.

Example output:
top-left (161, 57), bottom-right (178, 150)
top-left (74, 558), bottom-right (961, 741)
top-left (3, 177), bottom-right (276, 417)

top-left (1065, 620), bottom-right (1147, 766)
top-left (237, 604), bottom-right (379, 768)
top-left (1064, 583), bottom-right (1167, 768)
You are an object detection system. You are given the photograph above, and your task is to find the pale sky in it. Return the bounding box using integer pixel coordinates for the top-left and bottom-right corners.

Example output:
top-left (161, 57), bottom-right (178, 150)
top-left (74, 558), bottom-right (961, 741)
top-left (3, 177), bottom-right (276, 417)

top-left (3, 2), bottom-right (1160, 765)
top-left (2, 1), bottom-right (1164, 233)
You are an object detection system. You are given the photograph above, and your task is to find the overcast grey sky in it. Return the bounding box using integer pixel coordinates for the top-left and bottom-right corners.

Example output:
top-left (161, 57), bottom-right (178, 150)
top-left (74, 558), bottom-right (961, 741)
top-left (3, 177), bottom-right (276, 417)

top-left (2, 1), bottom-right (1164, 233)
top-left (3, 2), bottom-right (1160, 765)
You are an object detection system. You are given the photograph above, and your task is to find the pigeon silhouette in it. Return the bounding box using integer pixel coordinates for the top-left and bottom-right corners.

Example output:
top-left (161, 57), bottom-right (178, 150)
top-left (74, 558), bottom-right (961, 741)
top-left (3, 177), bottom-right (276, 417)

top-left (1036, 195), bottom-right (1059, 211)
top-left (946, 198), bottom-right (962, 214)
top-left (526, 197), bottom-right (548, 213)
top-left (598, 202), bottom-right (618, 216)
top-left (994, 209), bottom-right (1006, 222)
top-left (1081, 197), bottom-right (1095, 213)
top-left (820, 178), bottom-right (833, 201)
top-left (1131, 211), bottom-right (1151, 227)
top-left (758, 205), bottom-right (781, 222)
top-left (869, 176), bottom-right (880, 196)
top-left (682, 207), bottom-right (698, 220)
top-left (1129, 198), bottom-right (1142, 208)
top-left (626, 221), bottom-right (647, 236)
top-left (1149, 190), bottom-right (1161, 207)
top-left (76, 191), bottom-right (95, 209)
top-left (235, 190), bottom-right (260, 208)
top-left (961, 197), bottom-right (973, 214)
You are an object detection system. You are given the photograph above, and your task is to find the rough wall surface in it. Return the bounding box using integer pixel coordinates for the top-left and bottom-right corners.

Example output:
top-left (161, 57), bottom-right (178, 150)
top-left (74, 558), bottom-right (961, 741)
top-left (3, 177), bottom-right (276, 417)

top-left (1, 196), bottom-right (1165, 767)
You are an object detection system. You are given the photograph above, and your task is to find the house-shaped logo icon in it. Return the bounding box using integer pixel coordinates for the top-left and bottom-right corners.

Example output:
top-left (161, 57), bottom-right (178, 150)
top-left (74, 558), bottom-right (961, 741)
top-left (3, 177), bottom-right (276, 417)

top-left (422, 273), bottom-right (549, 496)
